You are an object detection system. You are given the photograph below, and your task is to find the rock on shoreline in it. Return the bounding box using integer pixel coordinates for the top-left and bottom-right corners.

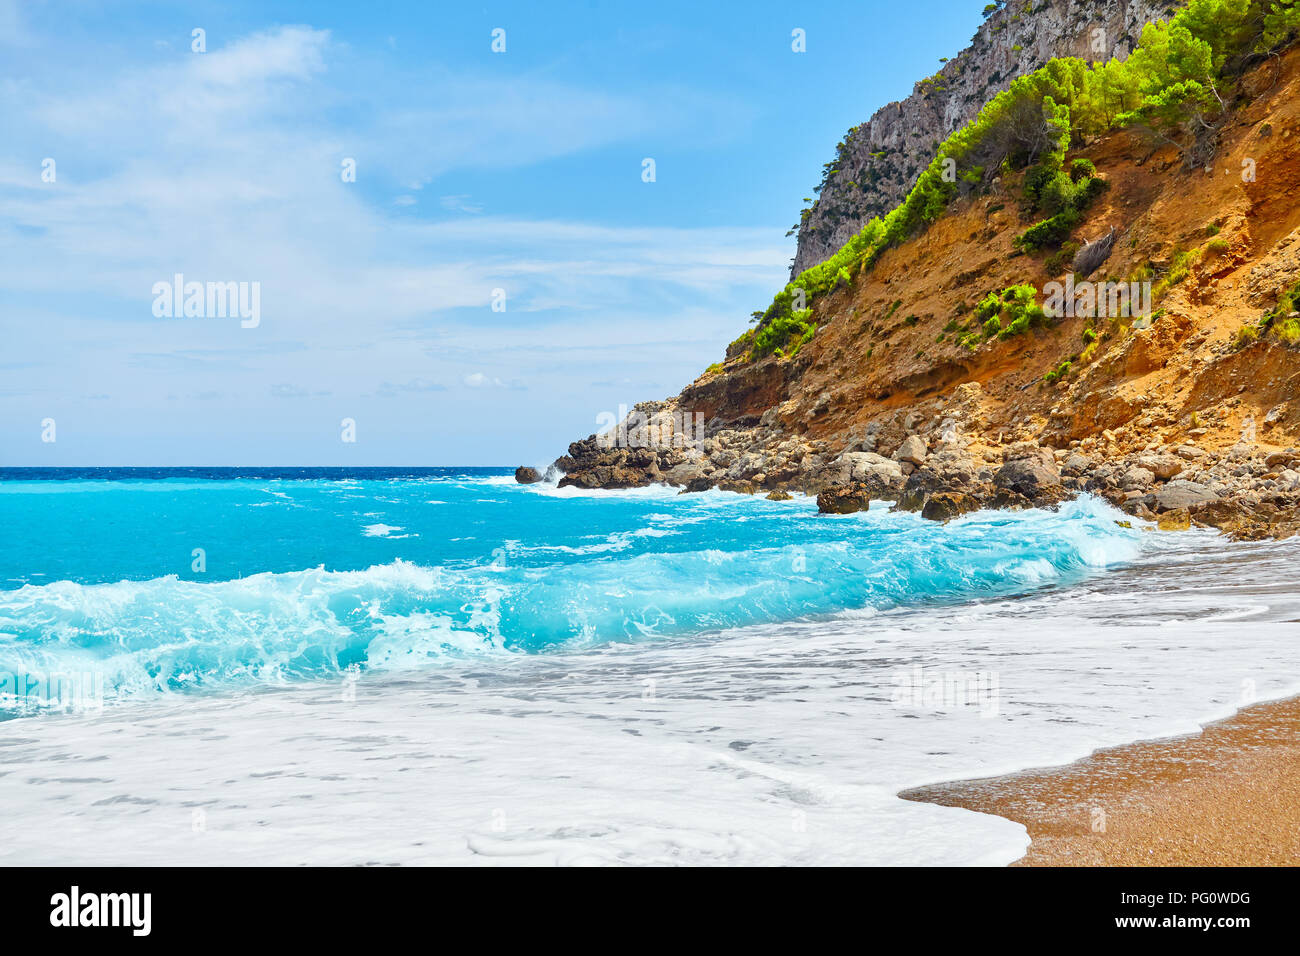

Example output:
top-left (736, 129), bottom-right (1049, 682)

top-left (548, 400), bottom-right (1300, 539)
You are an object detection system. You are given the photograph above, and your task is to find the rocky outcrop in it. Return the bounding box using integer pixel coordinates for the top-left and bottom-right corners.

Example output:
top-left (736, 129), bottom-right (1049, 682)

top-left (817, 484), bottom-right (871, 514)
top-left (514, 466), bottom-right (542, 484)
top-left (921, 491), bottom-right (982, 522)
top-left (790, 0), bottom-right (1170, 276)
top-left (551, 403), bottom-right (1300, 537)
top-left (993, 458), bottom-right (1061, 498)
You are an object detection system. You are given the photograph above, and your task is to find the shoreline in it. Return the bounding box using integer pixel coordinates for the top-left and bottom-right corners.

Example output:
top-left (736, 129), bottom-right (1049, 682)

top-left (550, 414), bottom-right (1300, 542)
top-left (900, 694), bottom-right (1300, 866)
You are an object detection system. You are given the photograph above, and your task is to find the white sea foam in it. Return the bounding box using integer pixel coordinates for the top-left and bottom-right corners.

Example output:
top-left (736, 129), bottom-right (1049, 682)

top-left (1, 531), bottom-right (1296, 865)
top-left (362, 523), bottom-right (413, 538)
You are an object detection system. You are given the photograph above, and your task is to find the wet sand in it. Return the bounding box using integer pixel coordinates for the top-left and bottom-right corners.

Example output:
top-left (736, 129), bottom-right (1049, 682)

top-left (901, 695), bottom-right (1300, 866)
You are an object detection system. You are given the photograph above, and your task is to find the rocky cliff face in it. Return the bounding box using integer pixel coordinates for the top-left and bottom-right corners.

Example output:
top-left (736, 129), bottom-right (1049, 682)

top-left (790, 0), bottom-right (1175, 277)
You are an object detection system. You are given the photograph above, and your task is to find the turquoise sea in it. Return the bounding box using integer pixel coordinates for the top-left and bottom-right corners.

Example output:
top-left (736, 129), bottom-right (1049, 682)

top-left (1, 466), bottom-right (1144, 702)
top-left (1, 468), bottom-right (1296, 865)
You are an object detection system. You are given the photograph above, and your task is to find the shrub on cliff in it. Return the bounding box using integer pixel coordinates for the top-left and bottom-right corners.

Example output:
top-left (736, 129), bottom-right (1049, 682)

top-left (1253, 278), bottom-right (1300, 347)
top-left (977, 284), bottom-right (1049, 340)
top-left (953, 284), bottom-right (1048, 348)
top-left (750, 308), bottom-right (816, 360)
top-left (1016, 163), bottom-right (1108, 252)
top-left (739, 0), bottom-right (1300, 365)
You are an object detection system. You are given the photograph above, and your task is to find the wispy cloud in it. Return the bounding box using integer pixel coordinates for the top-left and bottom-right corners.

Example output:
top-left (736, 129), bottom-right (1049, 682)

top-left (0, 18), bottom-right (786, 464)
top-left (463, 372), bottom-right (526, 390)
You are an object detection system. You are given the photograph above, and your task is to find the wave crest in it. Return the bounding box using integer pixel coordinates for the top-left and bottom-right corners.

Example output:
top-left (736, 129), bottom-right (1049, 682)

top-left (0, 496), bottom-right (1142, 705)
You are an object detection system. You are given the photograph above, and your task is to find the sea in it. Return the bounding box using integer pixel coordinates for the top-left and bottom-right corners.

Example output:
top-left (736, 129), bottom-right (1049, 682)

top-left (0, 467), bottom-right (1296, 864)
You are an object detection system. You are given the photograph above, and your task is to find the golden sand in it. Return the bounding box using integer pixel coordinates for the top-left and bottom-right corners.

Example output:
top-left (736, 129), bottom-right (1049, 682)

top-left (900, 696), bottom-right (1300, 866)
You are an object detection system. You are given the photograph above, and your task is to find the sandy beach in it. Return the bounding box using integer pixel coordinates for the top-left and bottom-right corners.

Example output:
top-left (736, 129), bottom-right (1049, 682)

top-left (902, 695), bottom-right (1300, 866)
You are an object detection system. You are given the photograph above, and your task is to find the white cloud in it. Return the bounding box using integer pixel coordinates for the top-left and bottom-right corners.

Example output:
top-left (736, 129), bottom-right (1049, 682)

top-left (463, 373), bottom-right (524, 390)
top-left (0, 19), bottom-right (786, 464)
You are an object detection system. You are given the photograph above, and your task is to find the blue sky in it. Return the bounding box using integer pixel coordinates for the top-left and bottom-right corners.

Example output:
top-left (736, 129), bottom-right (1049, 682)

top-left (1, 0), bottom-right (987, 465)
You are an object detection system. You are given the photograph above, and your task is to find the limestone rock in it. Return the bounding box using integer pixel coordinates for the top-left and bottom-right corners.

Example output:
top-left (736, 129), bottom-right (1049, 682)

top-left (894, 435), bottom-right (928, 467)
top-left (1136, 454), bottom-right (1184, 481)
top-left (1153, 480), bottom-right (1220, 512)
top-left (1157, 509), bottom-right (1192, 531)
top-left (790, 0), bottom-right (1166, 276)
top-left (921, 492), bottom-right (981, 522)
top-left (993, 459), bottom-right (1061, 498)
top-left (1120, 466), bottom-right (1155, 491)
top-left (816, 484), bottom-right (871, 515)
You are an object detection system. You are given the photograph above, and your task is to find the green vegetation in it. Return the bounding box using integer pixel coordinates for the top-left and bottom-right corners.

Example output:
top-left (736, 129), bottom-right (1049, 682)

top-left (979, 283), bottom-right (1050, 339)
top-left (1043, 359), bottom-right (1074, 384)
top-left (1233, 323), bottom-right (1262, 349)
top-left (1079, 324), bottom-right (1101, 364)
top-left (1153, 247), bottom-right (1202, 300)
top-left (1016, 161), bottom-right (1108, 252)
top-left (951, 284), bottom-right (1050, 348)
top-left (734, 0), bottom-right (1300, 364)
top-left (750, 308), bottom-right (817, 359)
top-left (1249, 278), bottom-right (1300, 346)
top-left (1044, 239), bottom-right (1081, 274)
top-left (1070, 157), bottom-right (1096, 178)
top-left (1231, 280), bottom-right (1300, 349)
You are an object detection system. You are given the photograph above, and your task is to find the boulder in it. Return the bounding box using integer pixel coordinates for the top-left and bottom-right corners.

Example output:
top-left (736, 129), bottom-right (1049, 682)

top-left (514, 466), bottom-right (542, 484)
top-left (1153, 480), bottom-right (1219, 512)
top-left (1136, 454), bottom-right (1183, 481)
top-left (894, 435), bottom-right (928, 466)
top-left (1156, 508), bottom-right (1191, 531)
top-left (816, 484), bottom-right (871, 515)
top-left (765, 489), bottom-right (793, 501)
top-left (839, 451), bottom-right (904, 484)
top-left (717, 479), bottom-right (758, 495)
top-left (837, 451), bottom-right (905, 498)
top-left (1061, 453), bottom-right (1094, 477)
top-left (993, 459), bottom-right (1061, 498)
top-left (660, 460), bottom-right (710, 487)
top-left (1119, 466), bottom-right (1155, 491)
top-left (1002, 441), bottom-right (1055, 467)
top-left (989, 488), bottom-right (1032, 510)
top-left (894, 467), bottom-right (958, 512)
top-left (921, 492), bottom-right (981, 522)
top-left (1073, 225), bottom-right (1117, 279)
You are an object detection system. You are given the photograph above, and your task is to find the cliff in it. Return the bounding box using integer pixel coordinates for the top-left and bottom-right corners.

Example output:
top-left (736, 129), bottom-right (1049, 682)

top-left (791, 0), bottom-right (1174, 276)
top-left (552, 6), bottom-right (1300, 541)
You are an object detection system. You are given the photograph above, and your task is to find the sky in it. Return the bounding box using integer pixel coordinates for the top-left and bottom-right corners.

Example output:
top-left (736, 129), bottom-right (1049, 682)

top-left (1, 0), bottom-right (989, 465)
